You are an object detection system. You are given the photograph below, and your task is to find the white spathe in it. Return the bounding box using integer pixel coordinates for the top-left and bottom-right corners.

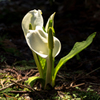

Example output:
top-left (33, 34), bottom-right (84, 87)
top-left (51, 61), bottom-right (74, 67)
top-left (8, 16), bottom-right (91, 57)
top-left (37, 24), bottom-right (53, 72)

top-left (22, 10), bottom-right (43, 36)
top-left (45, 12), bottom-right (55, 32)
top-left (22, 9), bottom-right (61, 58)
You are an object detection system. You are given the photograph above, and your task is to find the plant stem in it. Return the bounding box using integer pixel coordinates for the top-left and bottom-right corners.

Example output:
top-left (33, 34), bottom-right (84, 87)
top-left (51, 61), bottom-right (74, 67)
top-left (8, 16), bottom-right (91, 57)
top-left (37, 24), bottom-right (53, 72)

top-left (32, 51), bottom-right (43, 78)
top-left (45, 49), bottom-right (53, 89)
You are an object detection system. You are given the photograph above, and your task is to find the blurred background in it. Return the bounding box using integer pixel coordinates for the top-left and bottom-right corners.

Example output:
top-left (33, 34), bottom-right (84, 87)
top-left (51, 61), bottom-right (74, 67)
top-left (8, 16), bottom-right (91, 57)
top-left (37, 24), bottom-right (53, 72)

top-left (0, 0), bottom-right (100, 73)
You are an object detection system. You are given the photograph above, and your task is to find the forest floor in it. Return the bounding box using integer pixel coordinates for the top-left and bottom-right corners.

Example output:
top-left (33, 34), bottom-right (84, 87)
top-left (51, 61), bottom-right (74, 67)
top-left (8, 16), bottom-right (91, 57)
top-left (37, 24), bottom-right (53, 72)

top-left (0, 0), bottom-right (100, 99)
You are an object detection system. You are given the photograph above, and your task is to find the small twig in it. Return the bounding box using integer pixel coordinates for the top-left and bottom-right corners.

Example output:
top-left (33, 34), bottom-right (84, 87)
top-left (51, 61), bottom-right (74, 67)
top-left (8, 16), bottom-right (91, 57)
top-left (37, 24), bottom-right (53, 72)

top-left (4, 68), bottom-right (19, 76)
top-left (3, 93), bottom-right (17, 100)
top-left (10, 91), bottom-right (31, 93)
top-left (10, 80), bottom-right (33, 90)
top-left (57, 74), bottom-right (65, 79)
top-left (70, 81), bottom-right (74, 87)
top-left (25, 69), bottom-right (38, 77)
top-left (0, 83), bottom-right (15, 91)
top-left (10, 80), bottom-right (43, 99)
top-left (66, 83), bottom-right (85, 89)
top-left (71, 83), bottom-right (85, 88)
top-left (86, 67), bottom-right (100, 76)
top-left (0, 79), bottom-right (27, 91)
top-left (55, 82), bottom-right (85, 91)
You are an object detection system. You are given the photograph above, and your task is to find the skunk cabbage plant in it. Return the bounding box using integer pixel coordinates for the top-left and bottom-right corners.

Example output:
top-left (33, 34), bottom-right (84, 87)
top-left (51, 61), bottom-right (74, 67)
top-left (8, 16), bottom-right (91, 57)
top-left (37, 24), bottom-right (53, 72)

top-left (22, 9), bottom-right (96, 89)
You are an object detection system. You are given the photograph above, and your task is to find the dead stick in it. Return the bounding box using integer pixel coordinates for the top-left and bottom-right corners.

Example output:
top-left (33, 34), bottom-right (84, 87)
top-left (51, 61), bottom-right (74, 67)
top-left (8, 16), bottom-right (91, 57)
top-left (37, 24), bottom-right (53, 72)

top-left (71, 83), bottom-right (85, 88)
top-left (0, 79), bottom-right (26, 91)
top-left (86, 67), bottom-right (100, 76)
top-left (10, 91), bottom-right (31, 93)
top-left (0, 83), bottom-right (15, 91)
top-left (3, 93), bottom-right (17, 100)
top-left (4, 68), bottom-right (19, 76)
top-left (10, 80), bottom-right (43, 99)
top-left (66, 83), bottom-right (85, 89)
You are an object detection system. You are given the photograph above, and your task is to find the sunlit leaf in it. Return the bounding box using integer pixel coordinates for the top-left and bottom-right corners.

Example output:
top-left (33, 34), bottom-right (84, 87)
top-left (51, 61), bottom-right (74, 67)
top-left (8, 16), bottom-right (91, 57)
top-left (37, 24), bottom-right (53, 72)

top-left (25, 76), bottom-right (45, 87)
top-left (53, 32), bottom-right (96, 85)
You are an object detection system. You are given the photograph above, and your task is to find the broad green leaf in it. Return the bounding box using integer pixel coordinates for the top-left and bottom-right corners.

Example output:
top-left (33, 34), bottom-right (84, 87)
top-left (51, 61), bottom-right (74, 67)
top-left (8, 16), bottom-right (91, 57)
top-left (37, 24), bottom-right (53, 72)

top-left (26, 76), bottom-right (45, 87)
top-left (53, 32), bottom-right (96, 85)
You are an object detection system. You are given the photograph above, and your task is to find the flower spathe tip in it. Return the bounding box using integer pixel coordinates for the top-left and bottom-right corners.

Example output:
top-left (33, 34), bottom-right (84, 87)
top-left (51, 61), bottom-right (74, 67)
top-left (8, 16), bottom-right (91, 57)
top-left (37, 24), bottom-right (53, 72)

top-left (45, 12), bottom-right (56, 33)
top-left (22, 9), bottom-right (43, 36)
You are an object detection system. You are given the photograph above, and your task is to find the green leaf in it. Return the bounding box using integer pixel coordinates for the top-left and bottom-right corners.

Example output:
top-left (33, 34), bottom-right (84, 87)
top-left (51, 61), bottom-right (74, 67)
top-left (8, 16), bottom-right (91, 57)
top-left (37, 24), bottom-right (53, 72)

top-left (47, 20), bottom-right (55, 36)
top-left (53, 32), bottom-right (96, 85)
top-left (38, 56), bottom-right (46, 70)
top-left (52, 26), bottom-right (55, 36)
top-left (38, 55), bottom-right (47, 79)
top-left (26, 76), bottom-right (45, 87)
top-left (43, 26), bottom-right (46, 32)
top-left (0, 88), bottom-right (12, 93)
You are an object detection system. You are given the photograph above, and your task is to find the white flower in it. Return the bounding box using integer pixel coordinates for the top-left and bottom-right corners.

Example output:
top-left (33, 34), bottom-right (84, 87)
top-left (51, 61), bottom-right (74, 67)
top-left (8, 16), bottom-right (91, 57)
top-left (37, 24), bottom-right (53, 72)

top-left (22, 9), bottom-right (61, 58)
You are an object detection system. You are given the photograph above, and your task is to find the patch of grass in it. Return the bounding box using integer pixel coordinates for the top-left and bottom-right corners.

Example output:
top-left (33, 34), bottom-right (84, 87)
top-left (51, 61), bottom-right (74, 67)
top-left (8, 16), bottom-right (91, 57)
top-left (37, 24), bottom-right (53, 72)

top-left (68, 86), bottom-right (99, 100)
top-left (0, 72), bottom-right (28, 100)
top-left (73, 90), bottom-right (100, 100)
top-left (51, 85), bottom-right (100, 100)
top-left (0, 59), bottom-right (100, 100)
